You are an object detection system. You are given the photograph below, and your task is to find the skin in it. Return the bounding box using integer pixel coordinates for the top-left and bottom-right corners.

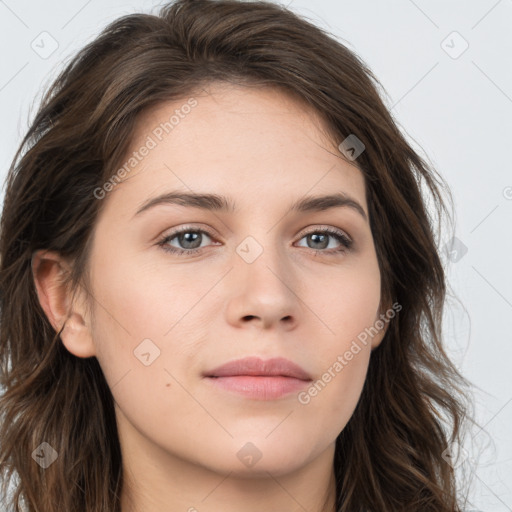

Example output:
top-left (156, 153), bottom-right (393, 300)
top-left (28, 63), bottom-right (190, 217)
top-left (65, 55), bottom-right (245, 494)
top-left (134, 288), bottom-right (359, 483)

top-left (32, 82), bottom-right (389, 512)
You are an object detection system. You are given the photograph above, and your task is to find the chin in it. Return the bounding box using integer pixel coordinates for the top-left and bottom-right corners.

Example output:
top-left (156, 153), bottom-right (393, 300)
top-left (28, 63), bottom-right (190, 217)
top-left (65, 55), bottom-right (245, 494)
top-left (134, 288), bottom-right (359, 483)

top-left (203, 439), bottom-right (316, 478)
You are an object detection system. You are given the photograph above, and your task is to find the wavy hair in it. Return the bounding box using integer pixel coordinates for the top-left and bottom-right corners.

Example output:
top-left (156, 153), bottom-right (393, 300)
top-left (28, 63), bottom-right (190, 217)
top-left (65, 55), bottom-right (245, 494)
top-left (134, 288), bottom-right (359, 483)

top-left (0, 0), bottom-right (478, 510)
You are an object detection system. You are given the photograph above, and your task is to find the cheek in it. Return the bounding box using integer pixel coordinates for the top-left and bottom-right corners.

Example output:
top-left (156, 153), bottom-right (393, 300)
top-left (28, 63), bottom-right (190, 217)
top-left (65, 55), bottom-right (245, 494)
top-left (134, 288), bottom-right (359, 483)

top-left (306, 256), bottom-right (382, 344)
top-left (88, 244), bottom-right (212, 389)
top-left (297, 318), bottom-right (373, 443)
top-left (298, 257), bottom-right (380, 422)
top-left (91, 237), bottom-right (205, 335)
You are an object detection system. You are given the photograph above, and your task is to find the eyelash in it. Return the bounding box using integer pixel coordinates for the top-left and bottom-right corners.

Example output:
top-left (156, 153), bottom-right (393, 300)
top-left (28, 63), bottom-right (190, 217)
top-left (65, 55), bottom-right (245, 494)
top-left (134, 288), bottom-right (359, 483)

top-left (157, 225), bottom-right (353, 257)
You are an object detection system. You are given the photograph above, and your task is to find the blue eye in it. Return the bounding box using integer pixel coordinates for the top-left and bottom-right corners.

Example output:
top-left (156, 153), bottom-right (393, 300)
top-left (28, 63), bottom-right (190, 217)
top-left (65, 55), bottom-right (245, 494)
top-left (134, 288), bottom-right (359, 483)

top-left (157, 226), bottom-right (353, 256)
top-left (295, 227), bottom-right (353, 254)
top-left (157, 226), bottom-right (215, 255)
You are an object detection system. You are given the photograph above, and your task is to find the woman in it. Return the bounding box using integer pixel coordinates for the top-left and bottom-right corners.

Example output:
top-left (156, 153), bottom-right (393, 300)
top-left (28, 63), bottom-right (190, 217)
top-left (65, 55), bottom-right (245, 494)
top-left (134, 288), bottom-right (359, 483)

top-left (0, 0), bottom-right (477, 510)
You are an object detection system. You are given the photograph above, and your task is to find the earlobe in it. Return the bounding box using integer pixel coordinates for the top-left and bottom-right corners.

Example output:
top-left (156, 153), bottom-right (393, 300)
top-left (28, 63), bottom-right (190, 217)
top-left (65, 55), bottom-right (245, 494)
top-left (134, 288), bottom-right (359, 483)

top-left (370, 323), bottom-right (388, 351)
top-left (31, 250), bottom-right (96, 358)
top-left (370, 302), bottom-right (392, 351)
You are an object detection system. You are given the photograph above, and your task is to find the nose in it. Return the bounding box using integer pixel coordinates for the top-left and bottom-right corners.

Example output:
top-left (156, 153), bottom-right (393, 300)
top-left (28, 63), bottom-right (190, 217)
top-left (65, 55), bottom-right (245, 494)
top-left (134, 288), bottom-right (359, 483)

top-left (224, 241), bottom-right (301, 331)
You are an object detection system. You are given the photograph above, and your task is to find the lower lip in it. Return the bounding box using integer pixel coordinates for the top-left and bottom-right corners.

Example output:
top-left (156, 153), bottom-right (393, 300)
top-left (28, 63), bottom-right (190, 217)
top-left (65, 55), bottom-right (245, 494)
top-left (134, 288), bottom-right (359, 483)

top-left (205, 375), bottom-right (310, 400)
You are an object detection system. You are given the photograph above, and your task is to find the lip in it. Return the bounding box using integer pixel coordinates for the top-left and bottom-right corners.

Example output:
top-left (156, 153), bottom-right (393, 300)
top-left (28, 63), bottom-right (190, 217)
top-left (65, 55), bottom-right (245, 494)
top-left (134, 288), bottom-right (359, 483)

top-left (203, 357), bottom-right (313, 400)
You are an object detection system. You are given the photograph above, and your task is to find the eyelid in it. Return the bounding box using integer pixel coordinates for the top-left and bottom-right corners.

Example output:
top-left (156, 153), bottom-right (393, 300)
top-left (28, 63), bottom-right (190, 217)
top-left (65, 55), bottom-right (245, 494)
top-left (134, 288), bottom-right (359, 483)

top-left (297, 224), bottom-right (352, 242)
top-left (159, 223), bottom-right (351, 241)
top-left (158, 223), bottom-right (219, 241)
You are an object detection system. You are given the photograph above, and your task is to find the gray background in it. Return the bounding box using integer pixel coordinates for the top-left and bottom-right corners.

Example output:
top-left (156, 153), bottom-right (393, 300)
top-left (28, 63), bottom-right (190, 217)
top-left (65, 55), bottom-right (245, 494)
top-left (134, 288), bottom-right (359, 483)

top-left (0, 0), bottom-right (511, 510)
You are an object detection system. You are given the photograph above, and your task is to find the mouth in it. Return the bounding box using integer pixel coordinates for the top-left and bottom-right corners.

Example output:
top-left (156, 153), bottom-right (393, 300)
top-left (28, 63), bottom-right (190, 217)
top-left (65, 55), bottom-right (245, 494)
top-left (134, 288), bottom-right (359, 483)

top-left (203, 356), bottom-right (313, 400)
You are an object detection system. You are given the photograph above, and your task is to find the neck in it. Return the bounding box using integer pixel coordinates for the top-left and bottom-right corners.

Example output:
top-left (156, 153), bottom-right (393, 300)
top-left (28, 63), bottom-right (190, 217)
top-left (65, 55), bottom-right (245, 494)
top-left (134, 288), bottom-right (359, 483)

top-left (119, 436), bottom-right (337, 512)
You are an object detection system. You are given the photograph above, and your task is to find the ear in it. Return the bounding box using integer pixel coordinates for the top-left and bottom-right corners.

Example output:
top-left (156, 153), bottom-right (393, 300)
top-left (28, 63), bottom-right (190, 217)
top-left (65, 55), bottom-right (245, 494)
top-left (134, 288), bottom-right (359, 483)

top-left (31, 249), bottom-right (96, 358)
top-left (370, 300), bottom-right (393, 351)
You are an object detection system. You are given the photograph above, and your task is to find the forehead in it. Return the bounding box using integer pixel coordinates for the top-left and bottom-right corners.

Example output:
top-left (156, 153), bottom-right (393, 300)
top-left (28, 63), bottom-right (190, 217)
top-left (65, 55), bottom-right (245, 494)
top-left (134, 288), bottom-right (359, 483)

top-left (102, 82), bottom-right (366, 216)
top-left (131, 82), bottom-right (338, 156)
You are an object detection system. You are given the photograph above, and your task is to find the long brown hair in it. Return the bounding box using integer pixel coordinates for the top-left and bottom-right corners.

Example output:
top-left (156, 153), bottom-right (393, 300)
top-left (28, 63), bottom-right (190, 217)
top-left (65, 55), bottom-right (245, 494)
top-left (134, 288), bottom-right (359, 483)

top-left (0, 0), bottom-right (478, 510)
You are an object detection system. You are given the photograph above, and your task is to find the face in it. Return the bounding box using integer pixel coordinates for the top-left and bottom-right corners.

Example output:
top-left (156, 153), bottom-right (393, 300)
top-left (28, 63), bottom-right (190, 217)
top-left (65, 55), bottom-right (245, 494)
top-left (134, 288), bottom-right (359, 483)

top-left (48, 83), bottom-right (387, 484)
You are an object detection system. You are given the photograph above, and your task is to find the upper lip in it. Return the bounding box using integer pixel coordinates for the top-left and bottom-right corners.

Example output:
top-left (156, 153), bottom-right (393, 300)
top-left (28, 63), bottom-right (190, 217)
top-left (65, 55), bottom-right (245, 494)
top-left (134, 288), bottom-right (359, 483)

top-left (204, 357), bottom-right (312, 380)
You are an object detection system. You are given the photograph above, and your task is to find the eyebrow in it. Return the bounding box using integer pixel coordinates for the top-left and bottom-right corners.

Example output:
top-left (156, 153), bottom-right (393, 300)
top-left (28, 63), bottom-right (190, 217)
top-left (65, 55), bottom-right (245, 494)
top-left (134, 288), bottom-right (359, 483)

top-left (133, 191), bottom-right (368, 221)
